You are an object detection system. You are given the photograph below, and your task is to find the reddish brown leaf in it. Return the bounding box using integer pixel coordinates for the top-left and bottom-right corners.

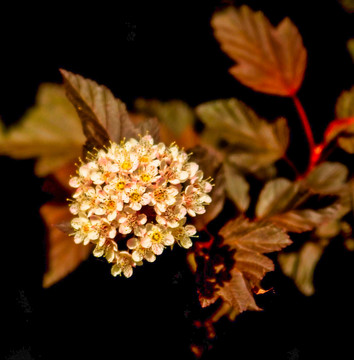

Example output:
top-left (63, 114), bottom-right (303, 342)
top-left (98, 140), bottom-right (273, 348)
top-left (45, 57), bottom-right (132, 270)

top-left (40, 202), bottom-right (92, 287)
top-left (218, 268), bottom-right (260, 314)
top-left (211, 6), bottom-right (307, 96)
top-left (60, 69), bottom-right (138, 150)
top-left (220, 217), bottom-right (292, 253)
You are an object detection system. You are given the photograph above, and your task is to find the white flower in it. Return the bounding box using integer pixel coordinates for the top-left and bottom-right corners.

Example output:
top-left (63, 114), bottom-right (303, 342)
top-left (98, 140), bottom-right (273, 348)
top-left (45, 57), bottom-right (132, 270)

top-left (68, 136), bottom-right (212, 278)
top-left (172, 219), bottom-right (197, 249)
top-left (140, 223), bottom-right (175, 255)
top-left (118, 206), bottom-right (147, 235)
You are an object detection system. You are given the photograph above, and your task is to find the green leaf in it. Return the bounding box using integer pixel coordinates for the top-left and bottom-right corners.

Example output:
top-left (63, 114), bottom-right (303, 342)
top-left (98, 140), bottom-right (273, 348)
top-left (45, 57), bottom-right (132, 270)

top-left (134, 98), bottom-right (195, 137)
top-left (278, 241), bottom-right (326, 296)
top-left (60, 69), bottom-right (138, 149)
top-left (256, 178), bottom-right (300, 218)
top-left (224, 162), bottom-right (250, 212)
top-left (211, 6), bottom-right (307, 96)
top-left (196, 98), bottom-right (289, 171)
top-left (0, 83), bottom-right (85, 176)
top-left (305, 162), bottom-right (348, 194)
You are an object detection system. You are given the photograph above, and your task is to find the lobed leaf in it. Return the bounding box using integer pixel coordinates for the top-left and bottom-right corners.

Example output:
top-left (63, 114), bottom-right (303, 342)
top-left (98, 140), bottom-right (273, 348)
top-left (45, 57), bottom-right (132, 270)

top-left (220, 217), bottom-right (292, 253)
top-left (211, 6), bottom-right (307, 96)
top-left (256, 178), bottom-right (300, 218)
top-left (305, 162), bottom-right (348, 194)
top-left (134, 98), bottom-right (195, 137)
top-left (40, 202), bottom-right (92, 288)
top-left (278, 241), bottom-right (326, 296)
top-left (223, 162), bottom-right (250, 212)
top-left (218, 268), bottom-right (261, 315)
top-left (60, 69), bottom-right (139, 150)
top-left (0, 83), bottom-right (85, 176)
top-left (196, 98), bottom-right (289, 172)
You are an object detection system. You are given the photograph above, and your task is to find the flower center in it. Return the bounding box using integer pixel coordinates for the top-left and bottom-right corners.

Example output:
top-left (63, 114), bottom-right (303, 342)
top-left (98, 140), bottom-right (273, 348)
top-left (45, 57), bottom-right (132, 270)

top-left (116, 181), bottom-right (126, 191)
top-left (130, 192), bottom-right (141, 202)
top-left (141, 173), bottom-right (151, 182)
top-left (107, 200), bottom-right (116, 210)
top-left (151, 231), bottom-right (162, 242)
top-left (154, 189), bottom-right (166, 202)
top-left (140, 156), bottom-right (149, 163)
top-left (121, 160), bottom-right (132, 170)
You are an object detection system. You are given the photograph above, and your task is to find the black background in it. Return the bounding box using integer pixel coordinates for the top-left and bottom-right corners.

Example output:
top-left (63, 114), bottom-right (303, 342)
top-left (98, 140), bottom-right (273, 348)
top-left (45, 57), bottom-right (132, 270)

top-left (1, 1), bottom-right (354, 359)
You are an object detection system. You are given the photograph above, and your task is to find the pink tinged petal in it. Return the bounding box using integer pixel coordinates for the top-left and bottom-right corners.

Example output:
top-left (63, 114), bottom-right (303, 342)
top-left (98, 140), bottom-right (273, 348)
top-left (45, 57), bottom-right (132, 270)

top-left (156, 215), bottom-right (166, 226)
top-left (71, 218), bottom-right (82, 230)
top-left (185, 185), bottom-right (194, 195)
top-left (195, 206), bottom-right (206, 214)
top-left (69, 203), bottom-right (79, 215)
top-left (145, 251), bottom-right (156, 262)
top-left (152, 243), bottom-right (164, 255)
top-left (169, 178), bottom-right (181, 185)
top-left (107, 211), bottom-right (117, 222)
top-left (80, 201), bottom-right (91, 211)
top-left (167, 187), bottom-right (179, 197)
top-left (79, 166), bottom-right (90, 177)
top-left (165, 197), bottom-right (176, 206)
top-left (134, 226), bottom-right (145, 237)
top-left (141, 193), bottom-right (151, 205)
top-left (90, 216), bottom-right (101, 225)
top-left (204, 182), bottom-right (213, 193)
top-left (156, 202), bottom-right (167, 213)
top-left (119, 223), bottom-right (132, 235)
top-left (83, 236), bottom-right (91, 245)
top-left (132, 250), bottom-right (143, 262)
top-left (69, 177), bottom-right (81, 188)
top-left (167, 220), bottom-right (179, 228)
top-left (117, 201), bottom-right (124, 211)
top-left (118, 216), bottom-right (128, 224)
top-left (108, 228), bottom-right (117, 238)
top-left (200, 195), bottom-right (212, 204)
top-left (74, 233), bottom-right (84, 244)
top-left (123, 265), bottom-right (133, 278)
top-left (109, 164), bottom-right (119, 173)
top-left (185, 225), bottom-right (197, 236)
top-left (188, 162), bottom-right (199, 178)
top-left (94, 207), bottom-right (106, 215)
top-left (141, 236), bottom-right (152, 249)
top-left (163, 234), bottom-right (175, 246)
top-left (179, 171), bottom-right (189, 182)
top-left (88, 230), bottom-right (99, 240)
top-left (187, 209), bottom-right (196, 217)
top-left (127, 237), bottom-right (138, 249)
top-left (137, 214), bottom-right (147, 225)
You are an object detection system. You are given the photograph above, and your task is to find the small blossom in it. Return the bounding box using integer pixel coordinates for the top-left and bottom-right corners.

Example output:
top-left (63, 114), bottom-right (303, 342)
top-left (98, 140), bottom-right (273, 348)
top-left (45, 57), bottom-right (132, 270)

top-left (68, 135), bottom-right (212, 278)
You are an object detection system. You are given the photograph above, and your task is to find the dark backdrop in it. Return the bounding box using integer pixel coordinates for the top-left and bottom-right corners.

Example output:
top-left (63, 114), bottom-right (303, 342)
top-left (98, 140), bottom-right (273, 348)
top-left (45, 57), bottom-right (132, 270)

top-left (1, 1), bottom-right (354, 359)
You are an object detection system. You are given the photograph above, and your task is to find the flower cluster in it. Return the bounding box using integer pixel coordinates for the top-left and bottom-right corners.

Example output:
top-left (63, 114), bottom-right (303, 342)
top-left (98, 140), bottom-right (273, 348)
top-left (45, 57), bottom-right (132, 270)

top-left (68, 135), bottom-right (212, 277)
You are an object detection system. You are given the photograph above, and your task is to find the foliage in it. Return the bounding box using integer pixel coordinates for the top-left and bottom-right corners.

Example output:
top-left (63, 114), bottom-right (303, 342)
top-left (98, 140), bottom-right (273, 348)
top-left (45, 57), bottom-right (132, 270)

top-left (1, 4), bottom-right (353, 358)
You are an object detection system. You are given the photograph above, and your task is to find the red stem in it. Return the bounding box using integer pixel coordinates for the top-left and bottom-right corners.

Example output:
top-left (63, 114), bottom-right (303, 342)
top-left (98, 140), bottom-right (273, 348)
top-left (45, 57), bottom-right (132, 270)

top-left (292, 95), bottom-right (318, 174)
top-left (292, 95), bottom-right (315, 153)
